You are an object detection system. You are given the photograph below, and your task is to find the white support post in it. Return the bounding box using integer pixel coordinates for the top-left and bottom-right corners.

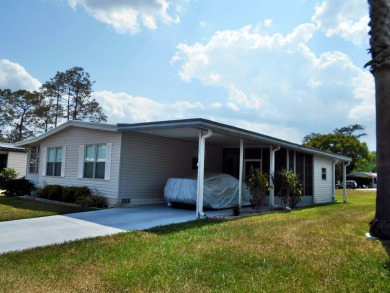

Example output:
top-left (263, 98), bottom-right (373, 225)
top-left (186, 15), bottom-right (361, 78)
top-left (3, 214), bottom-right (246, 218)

top-left (196, 129), bottom-right (213, 219)
top-left (196, 130), bottom-right (203, 219)
top-left (238, 139), bottom-right (244, 209)
top-left (342, 162), bottom-right (350, 203)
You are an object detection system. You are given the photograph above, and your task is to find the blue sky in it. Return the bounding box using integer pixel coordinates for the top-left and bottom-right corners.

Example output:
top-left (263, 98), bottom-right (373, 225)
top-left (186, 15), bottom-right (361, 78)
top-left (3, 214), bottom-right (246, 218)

top-left (0, 0), bottom-right (375, 149)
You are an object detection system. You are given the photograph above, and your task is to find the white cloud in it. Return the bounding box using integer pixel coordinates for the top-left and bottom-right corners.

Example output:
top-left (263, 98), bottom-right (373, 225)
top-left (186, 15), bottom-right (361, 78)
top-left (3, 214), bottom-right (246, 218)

top-left (312, 0), bottom-right (369, 45)
top-left (264, 19), bottom-right (273, 27)
top-left (172, 23), bottom-right (375, 147)
top-left (0, 59), bottom-right (41, 91)
top-left (93, 90), bottom-right (305, 144)
top-left (93, 90), bottom-right (208, 123)
top-left (67, 0), bottom-right (181, 34)
top-left (348, 71), bottom-right (375, 121)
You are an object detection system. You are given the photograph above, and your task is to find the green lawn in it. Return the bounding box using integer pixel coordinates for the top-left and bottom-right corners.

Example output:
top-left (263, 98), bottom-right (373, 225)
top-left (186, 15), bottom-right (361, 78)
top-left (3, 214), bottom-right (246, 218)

top-left (0, 190), bottom-right (389, 292)
top-left (0, 194), bottom-right (91, 222)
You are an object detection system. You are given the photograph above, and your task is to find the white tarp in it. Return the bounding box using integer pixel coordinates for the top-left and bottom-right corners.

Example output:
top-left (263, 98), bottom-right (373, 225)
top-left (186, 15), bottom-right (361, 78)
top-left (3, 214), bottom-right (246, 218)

top-left (164, 173), bottom-right (252, 209)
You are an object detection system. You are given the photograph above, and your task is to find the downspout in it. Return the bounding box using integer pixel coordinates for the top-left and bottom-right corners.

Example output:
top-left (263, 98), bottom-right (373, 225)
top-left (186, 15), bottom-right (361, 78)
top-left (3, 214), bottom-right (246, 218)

top-left (269, 145), bottom-right (281, 208)
top-left (332, 160), bottom-right (338, 202)
top-left (342, 161), bottom-right (351, 203)
top-left (196, 129), bottom-right (213, 219)
top-left (238, 139), bottom-right (244, 210)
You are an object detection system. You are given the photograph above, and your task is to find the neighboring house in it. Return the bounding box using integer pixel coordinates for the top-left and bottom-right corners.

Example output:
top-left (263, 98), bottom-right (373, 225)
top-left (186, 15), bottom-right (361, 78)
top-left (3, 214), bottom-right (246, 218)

top-left (347, 172), bottom-right (377, 188)
top-left (0, 142), bottom-right (27, 178)
top-left (16, 119), bottom-right (352, 213)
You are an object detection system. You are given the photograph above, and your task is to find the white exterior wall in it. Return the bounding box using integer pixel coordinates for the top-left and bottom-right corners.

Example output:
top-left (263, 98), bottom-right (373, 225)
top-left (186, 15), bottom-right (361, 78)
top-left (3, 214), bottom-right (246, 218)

top-left (7, 151), bottom-right (27, 178)
top-left (313, 155), bottom-right (333, 204)
top-left (119, 132), bottom-right (223, 205)
top-left (27, 127), bottom-right (121, 206)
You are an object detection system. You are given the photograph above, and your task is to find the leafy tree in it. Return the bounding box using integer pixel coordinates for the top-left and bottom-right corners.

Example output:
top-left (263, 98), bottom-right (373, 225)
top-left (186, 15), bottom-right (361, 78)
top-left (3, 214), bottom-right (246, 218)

top-left (40, 72), bottom-right (66, 128)
top-left (41, 67), bottom-right (107, 125)
top-left (0, 89), bottom-right (43, 142)
top-left (0, 67), bottom-right (107, 142)
top-left (353, 151), bottom-right (376, 173)
top-left (333, 124), bottom-right (367, 138)
top-left (303, 127), bottom-right (370, 181)
top-left (366, 0), bottom-right (390, 240)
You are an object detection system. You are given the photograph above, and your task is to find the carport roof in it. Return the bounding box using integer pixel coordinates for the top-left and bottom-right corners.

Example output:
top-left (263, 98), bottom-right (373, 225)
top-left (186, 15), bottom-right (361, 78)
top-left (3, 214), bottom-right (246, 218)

top-left (118, 118), bottom-right (352, 162)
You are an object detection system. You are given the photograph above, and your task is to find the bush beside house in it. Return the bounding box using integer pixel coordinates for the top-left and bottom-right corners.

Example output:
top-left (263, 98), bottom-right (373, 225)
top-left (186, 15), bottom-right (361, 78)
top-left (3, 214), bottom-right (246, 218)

top-left (274, 168), bottom-right (303, 209)
top-left (38, 185), bottom-right (108, 208)
top-left (0, 167), bottom-right (34, 196)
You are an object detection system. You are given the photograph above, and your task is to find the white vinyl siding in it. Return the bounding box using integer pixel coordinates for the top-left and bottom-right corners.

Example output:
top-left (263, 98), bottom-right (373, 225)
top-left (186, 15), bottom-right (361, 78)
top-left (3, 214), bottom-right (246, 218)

top-left (313, 156), bottom-right (333, 204)
top-left (36, 127), bottom-right (120, 205)
top-left (118, 132), bottom-right (223, 205)
top-left (7, 151), bottom-right (27, 178)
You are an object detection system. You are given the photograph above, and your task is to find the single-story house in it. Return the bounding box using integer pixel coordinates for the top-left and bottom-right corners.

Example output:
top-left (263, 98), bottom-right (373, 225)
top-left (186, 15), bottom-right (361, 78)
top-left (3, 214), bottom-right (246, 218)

top-left (0, 142), bottom-right (27, 178)
top-left (16, 118), bottom-right (352, 217)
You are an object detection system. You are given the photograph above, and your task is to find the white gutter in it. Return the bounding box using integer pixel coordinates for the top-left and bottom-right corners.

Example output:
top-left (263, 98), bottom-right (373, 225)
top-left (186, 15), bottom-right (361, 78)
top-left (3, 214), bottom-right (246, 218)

top-left (343, 162), bottom-right (351, 203)
top-left (269, 145), bottom-right (281, 208)
top-left (196, 129), bottom-right (213, 219)
top-left (332, 160), bottom-right (338, 202)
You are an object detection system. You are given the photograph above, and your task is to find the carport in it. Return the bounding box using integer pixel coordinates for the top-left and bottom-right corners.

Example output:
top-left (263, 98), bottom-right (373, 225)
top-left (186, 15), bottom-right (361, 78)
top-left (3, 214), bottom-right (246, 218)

top-left (118, 118), bottom-right (352, 218)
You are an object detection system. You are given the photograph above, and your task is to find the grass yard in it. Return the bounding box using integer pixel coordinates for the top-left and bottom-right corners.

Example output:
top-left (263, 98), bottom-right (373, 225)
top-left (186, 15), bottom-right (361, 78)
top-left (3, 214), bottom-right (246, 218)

top-left (0, 190), bottom-right (389, 292)
top-left (0, 194), bottom-right (91, 222)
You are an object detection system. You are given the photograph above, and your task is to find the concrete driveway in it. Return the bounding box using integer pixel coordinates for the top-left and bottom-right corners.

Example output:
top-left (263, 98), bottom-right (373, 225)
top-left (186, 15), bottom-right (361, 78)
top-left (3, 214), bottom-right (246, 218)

top-left (0, 205), bottom-right (232, 254)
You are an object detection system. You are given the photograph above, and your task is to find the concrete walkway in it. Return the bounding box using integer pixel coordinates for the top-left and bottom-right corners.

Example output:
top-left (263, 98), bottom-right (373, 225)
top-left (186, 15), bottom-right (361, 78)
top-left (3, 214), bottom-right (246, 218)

top-left (0, 205), bottom-right (233, 254)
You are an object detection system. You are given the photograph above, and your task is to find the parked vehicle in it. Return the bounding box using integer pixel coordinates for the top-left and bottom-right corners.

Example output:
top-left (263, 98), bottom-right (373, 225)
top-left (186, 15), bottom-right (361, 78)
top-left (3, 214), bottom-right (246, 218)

top-left (336, 180), bottom-right (357, 189)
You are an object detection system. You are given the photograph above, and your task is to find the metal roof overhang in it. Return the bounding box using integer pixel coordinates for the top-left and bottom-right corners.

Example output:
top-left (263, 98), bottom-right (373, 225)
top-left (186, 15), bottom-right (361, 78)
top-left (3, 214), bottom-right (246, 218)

top-left (118, 118), bottom-right (352, 162)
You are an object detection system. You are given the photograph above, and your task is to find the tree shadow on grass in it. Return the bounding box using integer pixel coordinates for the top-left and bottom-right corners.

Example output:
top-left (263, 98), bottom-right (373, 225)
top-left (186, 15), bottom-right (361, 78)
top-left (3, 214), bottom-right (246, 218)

top-left (145, 218), bottom-right (226, 235)
top-left (381, 241), bottom-right (390, 261)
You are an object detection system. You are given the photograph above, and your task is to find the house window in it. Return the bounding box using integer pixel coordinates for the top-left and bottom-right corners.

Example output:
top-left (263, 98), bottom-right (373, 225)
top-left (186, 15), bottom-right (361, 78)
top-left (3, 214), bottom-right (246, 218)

top-left (29, 147), bottom-right (39, 174)
top-left (321, 168), bottom-right (327, 180)
top-left (46, 147), bottom-right (62, 176)
top-left (84, 144), bottom-right (106, 179)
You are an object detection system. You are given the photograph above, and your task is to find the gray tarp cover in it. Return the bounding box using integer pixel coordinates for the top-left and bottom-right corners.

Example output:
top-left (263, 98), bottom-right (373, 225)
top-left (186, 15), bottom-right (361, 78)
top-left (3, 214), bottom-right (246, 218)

top-left (164, 173), bottom-right (252, 209)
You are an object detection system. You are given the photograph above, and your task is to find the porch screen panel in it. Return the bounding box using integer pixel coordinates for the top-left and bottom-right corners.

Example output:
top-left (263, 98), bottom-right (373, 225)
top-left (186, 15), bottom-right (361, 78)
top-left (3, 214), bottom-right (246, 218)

top-left (262, 148), bottom-right (270, 174)
top-left (304, 154), bottom-right (313, 196)
top-left (289, 150), bottom-right (295, 172)
top-left (275, 148), bottom-right (287, 171)
top-left (296, 152), bottom-right (304, 182)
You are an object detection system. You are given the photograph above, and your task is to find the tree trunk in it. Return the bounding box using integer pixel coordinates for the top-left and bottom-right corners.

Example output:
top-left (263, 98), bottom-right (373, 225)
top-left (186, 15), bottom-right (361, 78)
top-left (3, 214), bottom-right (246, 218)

top-left (370, 66), bottom-right (390, 239)
top-left (367, 0), bottom-right (390, 240)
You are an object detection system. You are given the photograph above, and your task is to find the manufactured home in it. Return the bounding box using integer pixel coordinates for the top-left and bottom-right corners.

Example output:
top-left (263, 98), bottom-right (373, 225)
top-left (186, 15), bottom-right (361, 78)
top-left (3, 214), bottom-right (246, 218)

top-left (16, 119), bottom-right (352, 216)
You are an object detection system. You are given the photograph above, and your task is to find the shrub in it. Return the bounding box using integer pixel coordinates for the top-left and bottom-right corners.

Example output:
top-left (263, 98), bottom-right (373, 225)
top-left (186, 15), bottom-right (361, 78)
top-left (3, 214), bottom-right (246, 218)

top-left (39, 185), bottom-right (63, 201)
top-left (74, 186), bottom-right (91, 199)
top-left (274, 169), bottom-right (303, 209)
top-left (62, 187), bottom-right (78, 203)
top-left (3, 178), bottom-right (34, 197)
top-left (0, 167), bottom-right (19, 188)
top-left (62, 186), bottom-right (91, 203)
top-left (76, 194), bottom-right (108, 208)
top-left (246, 167), bottom-right (269, 212)
top-left (35, 184), bottom-right (107, 208)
